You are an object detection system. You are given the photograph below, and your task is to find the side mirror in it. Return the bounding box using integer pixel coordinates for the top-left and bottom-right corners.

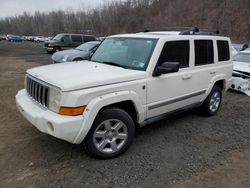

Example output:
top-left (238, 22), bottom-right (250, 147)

top-left (153, 62), bottom-right (180, 77)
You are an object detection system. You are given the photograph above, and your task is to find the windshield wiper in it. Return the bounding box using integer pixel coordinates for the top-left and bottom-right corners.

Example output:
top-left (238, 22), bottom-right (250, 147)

top-left (101, 61), bottom-right (128, 69)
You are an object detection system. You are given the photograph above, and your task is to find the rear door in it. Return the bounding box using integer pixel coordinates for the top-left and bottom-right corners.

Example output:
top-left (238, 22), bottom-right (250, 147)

top-left (189, 39), bottom-right (218, 99)
top-left (71, 35), bottom-right (83, 48)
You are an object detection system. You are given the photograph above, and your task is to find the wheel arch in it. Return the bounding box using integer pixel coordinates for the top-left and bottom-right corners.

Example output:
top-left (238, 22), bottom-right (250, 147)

top-left (100, 100), bottom-right (138, 124)
top-left (53, 46), bottom-right (61, 50)
top-left (214, 79), bottom-right (226, 92)
top-left (73, 90), bottom-right (145, 144)
top-left (201, 75), bottom-right (227, 102)
top-left (73, 57), bottom-right (83, 61)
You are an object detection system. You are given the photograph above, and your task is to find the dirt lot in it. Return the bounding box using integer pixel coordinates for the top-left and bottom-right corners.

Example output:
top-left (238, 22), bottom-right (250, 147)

top-left (0, 41), bottom-right (250, 188)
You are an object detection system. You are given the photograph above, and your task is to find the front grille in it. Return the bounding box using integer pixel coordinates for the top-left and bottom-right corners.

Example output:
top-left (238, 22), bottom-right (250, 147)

top-left (26, 76), bottom-right (49, 107)
top-left (44, 43), bottom-right (48, 47)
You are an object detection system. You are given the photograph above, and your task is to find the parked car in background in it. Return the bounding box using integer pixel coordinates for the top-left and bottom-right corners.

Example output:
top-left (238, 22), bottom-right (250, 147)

top-left (27, 36), bottom-right (35, 41)
top-left (7, 35), bottom-right (24, 42)
top-left (34, 36), bottom-right (48, 42)
top-left (22, 36), bottom-right (28, 41)
top-left (52, 41), bottom-right (101, 63)
top-left (0, 35), bottom-right (7, 40)
top-left (231, 50), bottom-right (250, 96)
top-left (44, 33), bottom-right (97, 54)
top-left (232, 43), bottom-right (249, 52)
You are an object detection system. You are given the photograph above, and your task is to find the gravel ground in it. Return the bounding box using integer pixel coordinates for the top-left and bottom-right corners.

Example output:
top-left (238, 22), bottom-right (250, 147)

top-left (0, 41), bottom-right (249, 188)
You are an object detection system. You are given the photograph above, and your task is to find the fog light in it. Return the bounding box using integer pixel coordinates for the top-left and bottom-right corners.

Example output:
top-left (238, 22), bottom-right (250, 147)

top-left (47, 122), bottom-right (54, 133)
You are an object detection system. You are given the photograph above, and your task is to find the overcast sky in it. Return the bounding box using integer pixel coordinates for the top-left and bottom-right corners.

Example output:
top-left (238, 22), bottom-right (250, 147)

top-left (0, 0), bottom-right (112, 18)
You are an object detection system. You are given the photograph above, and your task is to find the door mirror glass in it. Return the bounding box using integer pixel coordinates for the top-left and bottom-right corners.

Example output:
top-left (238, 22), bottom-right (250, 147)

top-left (153, 62), bottom-right (180, 76)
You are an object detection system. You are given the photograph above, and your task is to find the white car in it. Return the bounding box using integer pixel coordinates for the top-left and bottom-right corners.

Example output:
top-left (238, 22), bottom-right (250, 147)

top-left (16, 29), bottom-right (233, 158)
top-left (231, 50), bottom-right (250, 96)
top-left (34, 36), bottom-right (47, 42)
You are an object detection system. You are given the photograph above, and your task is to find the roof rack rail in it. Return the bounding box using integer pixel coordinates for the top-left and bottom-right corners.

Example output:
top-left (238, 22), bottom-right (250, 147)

top-left (180, 28), bottom-right (224, 36)
top-left (143, 27), bottom-right (225, 36)
top-left (143, 27), bottom-right (199, 33)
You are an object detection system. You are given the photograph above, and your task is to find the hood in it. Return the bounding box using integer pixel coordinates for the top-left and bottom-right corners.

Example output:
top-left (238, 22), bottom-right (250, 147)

top-left (52, 49), bottom-right (88, 62)
top-left (27, 61), bottom-right (147, 91)
top-left (45, 40), bottom-right (54, 44)
top-left (233, 61), bottom-right (250, 73)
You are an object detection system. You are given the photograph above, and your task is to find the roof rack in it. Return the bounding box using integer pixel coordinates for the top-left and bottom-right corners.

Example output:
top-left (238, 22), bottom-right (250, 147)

top-left (143, 27), bottom-right (225, 36)
top-left (143, 27), bottom-right (199, 32)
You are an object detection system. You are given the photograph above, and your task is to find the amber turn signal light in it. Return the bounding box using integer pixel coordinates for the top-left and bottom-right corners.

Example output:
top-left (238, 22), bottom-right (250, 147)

top-left (59, 106), bottom-right (86, 116)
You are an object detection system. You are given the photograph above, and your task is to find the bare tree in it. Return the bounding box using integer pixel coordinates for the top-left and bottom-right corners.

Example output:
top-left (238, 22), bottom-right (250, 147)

top-left (0, 0), bottom-right (249, 41)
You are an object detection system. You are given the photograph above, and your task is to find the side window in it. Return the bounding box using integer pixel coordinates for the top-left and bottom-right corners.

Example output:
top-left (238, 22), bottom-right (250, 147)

top-left (158, 40), bottom-right (190, 68)
top-left (194, 40), bottom-right (214, 66)
top-left (83, 36), bottom-right (96, 42)
top-left (71, 35), bottom-right (82, 42)
top-left (217, 40), bottom-right (230, 61)
top-left (62, 35), bottom-right (70, 42)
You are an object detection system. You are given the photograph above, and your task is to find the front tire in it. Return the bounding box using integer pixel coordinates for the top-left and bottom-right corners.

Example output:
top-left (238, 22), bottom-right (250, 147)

top-left (201, 85), bottom-right (222, 116)
top-left (84, 108), bottom-right (135, 159)
top-left (52, 47), bottom-right (60, 53)
top-left (73, 58), bottom-right (83, 61)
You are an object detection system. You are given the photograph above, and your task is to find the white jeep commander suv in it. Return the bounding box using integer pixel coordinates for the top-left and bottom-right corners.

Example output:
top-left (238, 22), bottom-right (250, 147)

top-left (16, 28), bottom-right (233, 158)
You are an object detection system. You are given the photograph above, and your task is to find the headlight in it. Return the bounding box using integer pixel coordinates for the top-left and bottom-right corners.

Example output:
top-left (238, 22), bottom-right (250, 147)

top-left (62, 55), bottom-right (69, 62)
top-left (49, 87), bottom-right (62, 113)
top-left (48, 43), bottom-right (51, 47)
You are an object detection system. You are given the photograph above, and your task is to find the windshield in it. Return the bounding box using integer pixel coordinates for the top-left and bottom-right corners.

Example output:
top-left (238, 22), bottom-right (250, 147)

top-left (233, 53), bottom-right (250, 64)
top-left (76, 43), bottom-right (97, 51)
top-left (53, 34), bottom-right (64, 41)
top-left (91, 37), bottom-right (157, 70)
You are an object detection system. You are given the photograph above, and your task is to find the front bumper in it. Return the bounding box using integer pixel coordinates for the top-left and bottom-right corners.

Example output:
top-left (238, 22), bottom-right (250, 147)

top-left (231, 77), bottom-right (250, 96)
top-left (16, 89), bottom-right (84, 143)
top-left (44, 47), bottom-right (53, 51)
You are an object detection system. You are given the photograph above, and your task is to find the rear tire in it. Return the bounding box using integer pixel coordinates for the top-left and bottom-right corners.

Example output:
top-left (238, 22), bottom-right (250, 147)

top-left (201, 85), bottom-right (222, 116)
top-left (84, 108), bottom-right (135, 159)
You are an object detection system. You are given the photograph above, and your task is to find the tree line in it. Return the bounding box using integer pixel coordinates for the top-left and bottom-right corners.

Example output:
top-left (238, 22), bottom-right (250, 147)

top-left (0, 0), bottom-right (249, 41)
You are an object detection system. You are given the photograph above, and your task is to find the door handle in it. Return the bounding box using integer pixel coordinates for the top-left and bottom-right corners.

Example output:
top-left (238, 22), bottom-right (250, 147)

top-left (182, 74), bottom-right (192, 80)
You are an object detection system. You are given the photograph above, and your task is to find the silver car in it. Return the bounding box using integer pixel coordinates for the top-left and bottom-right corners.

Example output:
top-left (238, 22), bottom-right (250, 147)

top-left (51, 41), bottom-right (101, 63)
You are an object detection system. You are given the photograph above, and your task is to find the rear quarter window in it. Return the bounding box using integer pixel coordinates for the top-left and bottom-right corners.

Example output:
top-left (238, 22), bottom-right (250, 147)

top-left (217, 40), bottom-right (230, 61)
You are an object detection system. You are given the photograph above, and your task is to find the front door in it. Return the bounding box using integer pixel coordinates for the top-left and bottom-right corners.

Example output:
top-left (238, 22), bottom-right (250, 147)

top-left (146, 40), bottom-right (206, 118)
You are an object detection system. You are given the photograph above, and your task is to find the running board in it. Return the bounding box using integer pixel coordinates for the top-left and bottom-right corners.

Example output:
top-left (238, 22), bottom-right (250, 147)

top-left (139, 102), bottom-right (202, 127)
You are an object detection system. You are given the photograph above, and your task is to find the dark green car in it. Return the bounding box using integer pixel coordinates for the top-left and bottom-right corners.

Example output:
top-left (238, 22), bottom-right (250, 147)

top-left (7, 35), bottom-right (24, 42)
top-left (44, 33), bottom-right (96, 54)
